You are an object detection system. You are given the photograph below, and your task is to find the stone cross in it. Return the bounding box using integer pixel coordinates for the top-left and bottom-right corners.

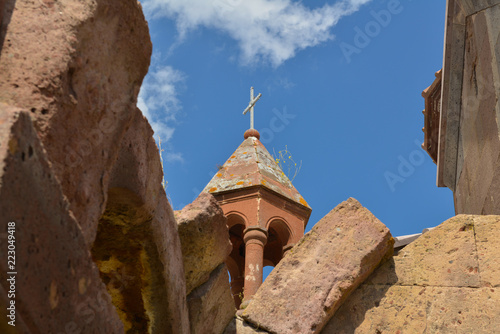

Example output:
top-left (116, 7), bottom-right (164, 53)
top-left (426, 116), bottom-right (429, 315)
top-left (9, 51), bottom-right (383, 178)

top-left (242, 87), bottom-right (262, 130)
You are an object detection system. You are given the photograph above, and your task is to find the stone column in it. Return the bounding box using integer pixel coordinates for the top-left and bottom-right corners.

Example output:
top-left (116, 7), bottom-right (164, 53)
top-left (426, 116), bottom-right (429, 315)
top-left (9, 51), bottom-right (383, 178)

top-left (242, 226), bottom-right (268, 302)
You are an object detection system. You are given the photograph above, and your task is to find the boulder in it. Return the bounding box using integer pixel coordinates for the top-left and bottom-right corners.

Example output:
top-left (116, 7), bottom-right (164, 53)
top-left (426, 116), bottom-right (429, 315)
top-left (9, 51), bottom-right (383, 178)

top-left (323, 215), bottom-right (500, 333)
top-left (92, 107), bottom-right (190, 334)
top-left (175, 193), bottom-right (232, 294)
top-left (0, 0), bottom-right (152, 245)
top-left (0, 109), bottom-right (123, 333)
top-left (187, 264), bottom-right (236, 334)
top-left (241, 198), bottom-right (394, 334)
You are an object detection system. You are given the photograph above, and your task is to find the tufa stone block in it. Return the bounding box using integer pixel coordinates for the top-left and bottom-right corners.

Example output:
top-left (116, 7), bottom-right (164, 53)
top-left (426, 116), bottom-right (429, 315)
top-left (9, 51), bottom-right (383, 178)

top-left (0, 108), bottom-right (123, 333)
top-left (92, 108), bottom-right (190, 334)
top-left (324, 214), bottom-right (500, 333)
top-left (241, 198), bottom-right (393, 334)
top-left (0, 0), bottom-right (152, 245)
top-left (366, 215), bottom-right (481, 288)
top-left (187, 263), bottom-right (236, 334)
top-left (175, 193), bottom-right (232, 294)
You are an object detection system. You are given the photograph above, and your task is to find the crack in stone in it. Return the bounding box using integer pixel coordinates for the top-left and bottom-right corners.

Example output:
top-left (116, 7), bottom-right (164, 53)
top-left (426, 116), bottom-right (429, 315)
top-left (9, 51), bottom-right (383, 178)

top-left (471, 217), bottom-right (482, 285)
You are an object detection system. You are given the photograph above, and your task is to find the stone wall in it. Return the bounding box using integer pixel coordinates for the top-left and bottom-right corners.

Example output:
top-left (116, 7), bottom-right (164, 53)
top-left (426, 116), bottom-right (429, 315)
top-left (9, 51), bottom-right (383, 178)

top-left (323, 215), bottom-right (500, 333)
top-left (435, 0), bottom-right (500, 214)
top-left (454, 3), bottom-right (500, 214)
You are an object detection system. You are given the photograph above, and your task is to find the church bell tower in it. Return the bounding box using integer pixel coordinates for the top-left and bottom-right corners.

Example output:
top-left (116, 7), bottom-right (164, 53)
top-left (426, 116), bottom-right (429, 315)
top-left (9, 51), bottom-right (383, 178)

top-left (203, 88), bottom-right (311, 308)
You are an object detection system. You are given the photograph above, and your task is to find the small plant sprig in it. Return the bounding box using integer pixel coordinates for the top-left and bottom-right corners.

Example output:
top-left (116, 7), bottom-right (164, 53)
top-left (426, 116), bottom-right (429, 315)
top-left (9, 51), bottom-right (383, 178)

top-left (237, 289), bottom-right (244, 303)
top-left (273, 145), bottom-right (302, 182)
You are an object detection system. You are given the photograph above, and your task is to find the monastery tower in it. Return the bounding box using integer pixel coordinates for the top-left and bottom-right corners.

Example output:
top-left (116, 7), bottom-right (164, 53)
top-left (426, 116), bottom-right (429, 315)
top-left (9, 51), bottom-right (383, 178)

top-left (203, 88), bottom-right (311, 308)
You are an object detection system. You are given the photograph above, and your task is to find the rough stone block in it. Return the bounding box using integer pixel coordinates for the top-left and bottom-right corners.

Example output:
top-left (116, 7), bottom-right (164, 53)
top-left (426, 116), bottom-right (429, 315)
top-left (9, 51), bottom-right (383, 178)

top-left (324, 214), bottom-right (500, 333)
top-left (92, 108), bottom-right (190, 334)
top-left (322, 285), bottom-right (427, 334)
top-left (367, 215), bottom-right (480, 288)
top-left (188, 264), bottom-right (236, 334)
top-left (426, 286), bottom-right (500, 333)
top-left (241, 198), bottom-right (393, 334)
top-left (1, 0), bottom-right (191, 332)
top-left (0, 0), bottom-right (152, 245)
top-left (469, 215), bottom-right (500, 287)
top-left (176, 193), bottom-right (232, 294)
top-left (324, 285), bottom-right (500, 334)
top-left (0, 109), bottom-right (123, 333)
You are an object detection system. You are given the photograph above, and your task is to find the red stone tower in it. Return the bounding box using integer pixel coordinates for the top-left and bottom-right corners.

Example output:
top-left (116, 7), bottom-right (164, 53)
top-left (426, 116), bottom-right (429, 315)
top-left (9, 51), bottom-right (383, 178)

top-left (203, 128), bottom-right (311, 307)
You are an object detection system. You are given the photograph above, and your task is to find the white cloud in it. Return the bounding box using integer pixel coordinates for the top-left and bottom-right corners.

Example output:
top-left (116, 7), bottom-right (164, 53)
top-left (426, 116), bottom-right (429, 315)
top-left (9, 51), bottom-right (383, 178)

top-left (142, 0), bottom-right (372, 67)
top-left (138, 64), bottom-right (185, 162)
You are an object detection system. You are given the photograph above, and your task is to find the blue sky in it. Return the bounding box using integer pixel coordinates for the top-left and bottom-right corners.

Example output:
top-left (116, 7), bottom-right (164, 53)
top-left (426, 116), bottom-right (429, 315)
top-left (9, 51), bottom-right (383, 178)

top-left (138, 0), bottom-right (454, 241)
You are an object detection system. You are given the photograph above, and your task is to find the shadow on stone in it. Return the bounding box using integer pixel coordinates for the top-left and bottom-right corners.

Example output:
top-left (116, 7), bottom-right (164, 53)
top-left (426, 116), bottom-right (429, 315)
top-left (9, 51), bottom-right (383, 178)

top-left (0, 0), bottom-right (16, 53)
top-left (321, 258), bottom-right (397, 333)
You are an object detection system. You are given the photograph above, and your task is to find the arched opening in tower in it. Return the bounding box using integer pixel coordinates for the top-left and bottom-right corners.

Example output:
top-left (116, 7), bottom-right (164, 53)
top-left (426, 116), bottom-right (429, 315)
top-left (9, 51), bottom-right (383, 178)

top-left (225, 215), bottom-right (246, 308)
top-left (264, 219), bottom-right (292, 267)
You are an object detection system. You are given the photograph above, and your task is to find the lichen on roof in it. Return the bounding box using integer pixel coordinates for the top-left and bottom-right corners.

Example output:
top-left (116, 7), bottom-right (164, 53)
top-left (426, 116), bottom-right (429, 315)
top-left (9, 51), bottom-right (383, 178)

top-left (203, 135), bottom-right (310, 209)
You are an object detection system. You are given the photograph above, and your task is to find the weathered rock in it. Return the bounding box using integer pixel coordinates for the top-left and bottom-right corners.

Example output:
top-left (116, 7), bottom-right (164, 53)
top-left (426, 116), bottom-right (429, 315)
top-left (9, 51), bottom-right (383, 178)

top-left (176, 193), bottom-right (232, 294)
top-left (1, 1), bottom-right (191, 331)
top-left (366, 215), bottom-right (480, 288)
top-left (242, 198), bottom-right (394, 334)
top-left (0, 0), bottom-right (152, 245)
top-left (323, 215), bottom-right (500, 333)
top-left (92, 107), bottom-right (190, 334)
top-left (474, 215), bottom-right (500, 287)
top-left (1, 1), bottom-right (191, 333)
top-left (0, 109), bottom-right (123, 333)
top-left (187, 263), bottom-right (236, 334)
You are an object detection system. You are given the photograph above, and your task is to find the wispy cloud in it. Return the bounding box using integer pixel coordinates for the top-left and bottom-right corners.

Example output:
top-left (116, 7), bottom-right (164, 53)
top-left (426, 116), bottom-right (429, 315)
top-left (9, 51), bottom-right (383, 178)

top-left (141, 0), bottom-right (372, 67)
top-left (138, 63), bottom-right (185, 163)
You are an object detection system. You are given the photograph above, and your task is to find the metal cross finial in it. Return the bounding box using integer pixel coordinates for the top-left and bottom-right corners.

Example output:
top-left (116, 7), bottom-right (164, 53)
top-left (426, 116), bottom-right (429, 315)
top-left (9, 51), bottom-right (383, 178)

top-left (242, 87), bottom-right (262, 130)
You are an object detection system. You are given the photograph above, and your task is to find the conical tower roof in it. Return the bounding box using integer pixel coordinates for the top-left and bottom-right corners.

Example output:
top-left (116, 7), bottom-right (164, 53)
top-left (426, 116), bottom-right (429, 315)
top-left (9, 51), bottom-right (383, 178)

top-left (203, 131), bottom-right (310, 209)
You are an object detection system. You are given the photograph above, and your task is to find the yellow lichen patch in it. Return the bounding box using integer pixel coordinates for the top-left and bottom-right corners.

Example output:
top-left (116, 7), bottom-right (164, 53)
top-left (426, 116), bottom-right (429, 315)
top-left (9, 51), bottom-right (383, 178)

top-left (49, 280), bottom-right (58, 309)
top-left (139, 248), bottom-right (156, 331)
top-left (90, 187), bottom-right (162, 333)
top-left (216, 173), bottom-right (222, 178)
top-left (236, 181), bottom-right (244, 185)
top-left (228, 160), bottom-right (232, 163)
top-left (8, 138), bottom-right (18, 155)
top-left (261, 180), bottom-right (267, 185)
top-left (94, 254), bottom-right (122, 274)
top-left (231, 155), bottom-right (236, 158)
top-left (243, 152), bottom-right (247, 154)
top-left (230, 174), bottom-right (234, 177)
top-left (209, 187), bottom-right (217, 192)
top-left (299, 197), bottom-right (309, 207)
top-left (78, 277), bottom-right (87, 295)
